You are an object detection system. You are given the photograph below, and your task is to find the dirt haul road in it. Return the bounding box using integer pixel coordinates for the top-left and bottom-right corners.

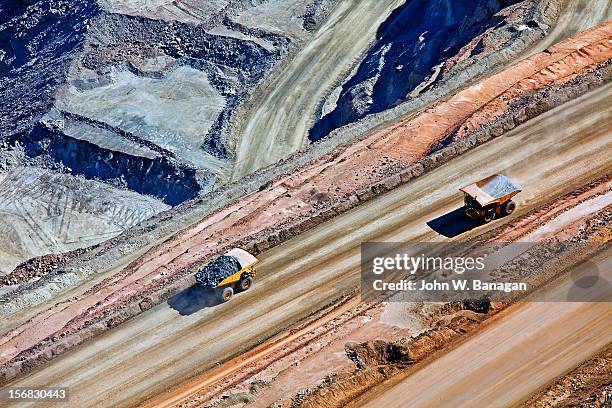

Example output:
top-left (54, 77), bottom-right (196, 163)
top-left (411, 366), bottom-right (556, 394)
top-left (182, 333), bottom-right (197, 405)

top-left (359, 252), bottom-right (612, 408)
top-left (4, 85), bottom-right (610, 408)
top-left (230, 0), bottom-right (408, 180)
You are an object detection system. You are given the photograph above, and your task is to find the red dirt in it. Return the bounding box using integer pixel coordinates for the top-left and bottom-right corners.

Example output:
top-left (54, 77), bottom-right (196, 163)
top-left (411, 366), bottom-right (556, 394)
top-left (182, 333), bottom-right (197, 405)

top-left (456, 32), bottom-right (612, 138)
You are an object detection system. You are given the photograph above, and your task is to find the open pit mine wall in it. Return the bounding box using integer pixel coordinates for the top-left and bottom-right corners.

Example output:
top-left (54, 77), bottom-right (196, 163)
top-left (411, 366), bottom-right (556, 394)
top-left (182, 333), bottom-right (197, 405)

top-left (1, 0), bottom-right (290, 205)
top-left (13, 123), bottom-right (202, 206)
top-left (310, 0), bottom-right (550, 140)
top-left (2, 58), bottom-right (609, 384)
top-left (84, 11), bottom-right (289, 160)
top-left (1, 7), bottom-right (609, 334)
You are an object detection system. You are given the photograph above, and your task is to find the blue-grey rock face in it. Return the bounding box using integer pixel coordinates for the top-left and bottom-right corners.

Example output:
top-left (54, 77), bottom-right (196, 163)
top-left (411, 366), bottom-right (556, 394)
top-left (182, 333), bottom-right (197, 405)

top-left (0, 0), bottom-right (99, 138)
top-left (310, 0), bottom-right (520, 141)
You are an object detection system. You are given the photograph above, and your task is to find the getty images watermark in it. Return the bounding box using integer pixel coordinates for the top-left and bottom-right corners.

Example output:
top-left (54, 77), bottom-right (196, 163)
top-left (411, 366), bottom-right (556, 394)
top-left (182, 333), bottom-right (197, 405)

top-left (361, 242), bottom-right (611, 303)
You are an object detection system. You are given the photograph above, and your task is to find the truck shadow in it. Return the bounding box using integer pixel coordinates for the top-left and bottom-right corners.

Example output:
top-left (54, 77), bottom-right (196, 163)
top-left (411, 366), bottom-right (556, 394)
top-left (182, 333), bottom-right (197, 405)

top-left (427, 208), bottom-right (480, 238)
top-left (167, 285), bottom-right (221, 316)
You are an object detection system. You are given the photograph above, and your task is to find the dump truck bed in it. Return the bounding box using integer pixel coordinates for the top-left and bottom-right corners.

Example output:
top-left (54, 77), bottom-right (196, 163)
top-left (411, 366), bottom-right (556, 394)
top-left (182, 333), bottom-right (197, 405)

top-left (460, 174), bottom-right (522, 206)
top-left (195, 248), bottom-right (259, 288)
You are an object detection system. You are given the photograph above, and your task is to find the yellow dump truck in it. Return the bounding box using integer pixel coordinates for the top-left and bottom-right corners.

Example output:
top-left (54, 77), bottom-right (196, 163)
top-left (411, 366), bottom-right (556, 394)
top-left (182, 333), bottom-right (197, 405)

top-left (460, 174), bottom-right (522, 223)
top-left (195, 248), bottom-right (259, 302)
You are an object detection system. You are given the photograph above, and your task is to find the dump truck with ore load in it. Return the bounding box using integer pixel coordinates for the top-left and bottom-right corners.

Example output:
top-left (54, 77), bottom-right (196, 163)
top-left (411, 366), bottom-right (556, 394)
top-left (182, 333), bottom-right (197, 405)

top-left (460, 174), bottom-right (522, 223)
top-left (195, 248), bottom-right (259, 302)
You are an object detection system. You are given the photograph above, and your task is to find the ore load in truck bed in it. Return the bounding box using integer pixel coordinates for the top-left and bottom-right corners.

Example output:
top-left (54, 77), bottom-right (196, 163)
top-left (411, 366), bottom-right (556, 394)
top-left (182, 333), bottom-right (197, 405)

top-left (195, 255), bottom-right (242, 287)
top-left (460, 174), bottom-right (522, 206)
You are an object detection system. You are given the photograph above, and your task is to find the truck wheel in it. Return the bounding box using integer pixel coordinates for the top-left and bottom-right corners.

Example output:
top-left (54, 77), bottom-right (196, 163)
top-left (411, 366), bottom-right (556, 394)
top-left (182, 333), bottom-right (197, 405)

top-left (503, 200), bottom-right (516, 216)
top-left (483, 209), bottom-right (496, 223)
top-left (218, 286), bottom-right (233, 302)
top-left (238, 276), bottom-right (253, 292)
